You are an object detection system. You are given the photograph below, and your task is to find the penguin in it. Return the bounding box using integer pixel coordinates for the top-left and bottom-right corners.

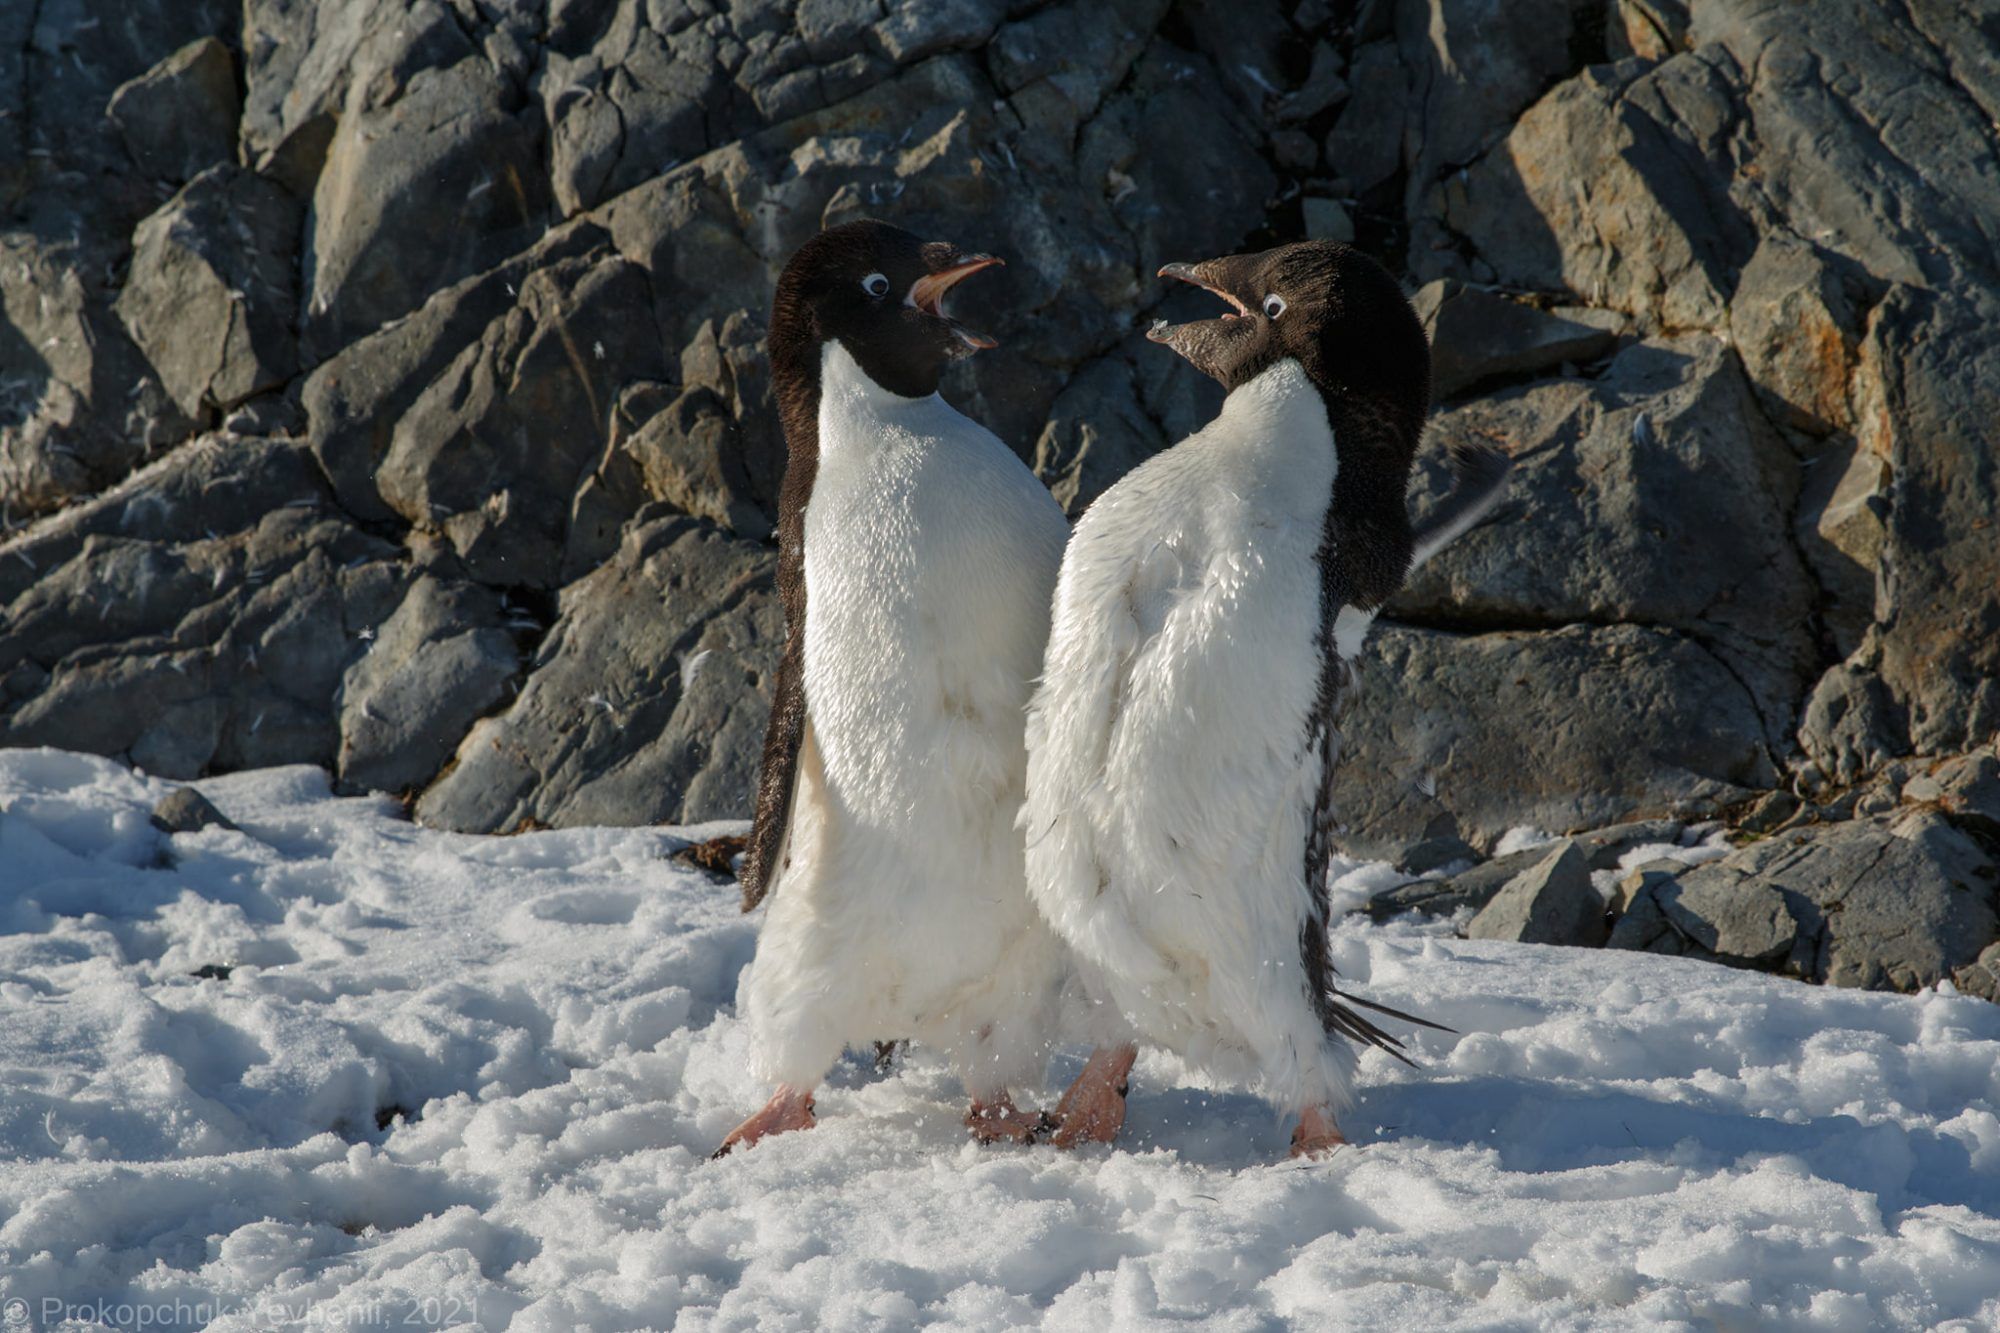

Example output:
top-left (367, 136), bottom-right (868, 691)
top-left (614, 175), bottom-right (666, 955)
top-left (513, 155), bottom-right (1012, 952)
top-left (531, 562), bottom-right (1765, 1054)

top-left (1021, 241), bottom-right (1509, 1158)
top-left (715, 219), bottom-right (1072, 1155)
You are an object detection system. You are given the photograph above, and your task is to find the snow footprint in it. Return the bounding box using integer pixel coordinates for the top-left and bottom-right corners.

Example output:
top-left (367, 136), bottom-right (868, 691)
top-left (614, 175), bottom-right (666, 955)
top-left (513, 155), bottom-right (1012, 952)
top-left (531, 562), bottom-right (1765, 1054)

top-left (524, 889), bottom-right (641, 927)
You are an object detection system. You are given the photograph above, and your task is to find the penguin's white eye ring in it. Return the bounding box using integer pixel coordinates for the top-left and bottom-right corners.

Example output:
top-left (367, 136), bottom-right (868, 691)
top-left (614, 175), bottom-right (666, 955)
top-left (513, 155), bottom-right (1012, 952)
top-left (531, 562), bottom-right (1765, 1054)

top-left (862, 273), bottom-right (890, 298)
top-left (1263, 293), bottom-right (1286, 319)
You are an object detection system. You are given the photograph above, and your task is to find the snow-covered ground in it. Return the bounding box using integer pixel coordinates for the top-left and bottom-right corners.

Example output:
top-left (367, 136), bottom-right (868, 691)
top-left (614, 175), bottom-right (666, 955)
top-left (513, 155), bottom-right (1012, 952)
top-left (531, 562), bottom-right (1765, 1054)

top-left (2, 748), bottom-right (1997, 1332)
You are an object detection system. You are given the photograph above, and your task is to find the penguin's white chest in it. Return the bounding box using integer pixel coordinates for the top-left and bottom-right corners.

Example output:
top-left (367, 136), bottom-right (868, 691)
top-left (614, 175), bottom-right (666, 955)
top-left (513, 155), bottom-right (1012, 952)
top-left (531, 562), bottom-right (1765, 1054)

top-left (802, 342), bottom-right (1067, 835)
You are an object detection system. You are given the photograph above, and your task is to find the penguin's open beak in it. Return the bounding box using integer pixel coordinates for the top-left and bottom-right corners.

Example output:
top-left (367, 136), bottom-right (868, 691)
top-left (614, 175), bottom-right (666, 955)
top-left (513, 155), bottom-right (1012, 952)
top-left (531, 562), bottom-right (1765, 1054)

top-left (1149, 262), bottom-right (1254, 338)
top-left (911, 255), bottom-right (1003, 351)
top-left (1145, 259), bottom-right (1261, 384)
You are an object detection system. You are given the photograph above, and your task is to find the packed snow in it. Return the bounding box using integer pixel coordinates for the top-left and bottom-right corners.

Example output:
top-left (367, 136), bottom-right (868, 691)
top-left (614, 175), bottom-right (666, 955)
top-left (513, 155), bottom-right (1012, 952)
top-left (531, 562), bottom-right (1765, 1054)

top-left (2, 748), bottom-right (1997, 1331)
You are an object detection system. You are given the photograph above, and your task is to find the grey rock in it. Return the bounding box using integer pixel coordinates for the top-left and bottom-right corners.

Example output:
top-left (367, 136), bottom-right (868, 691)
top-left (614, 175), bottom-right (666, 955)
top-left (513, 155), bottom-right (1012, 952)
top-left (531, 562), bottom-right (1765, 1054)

top-left (1365, 845), bottom-right (1547, 922)
top-left (1076, 42), bottom-right (1277, 345)
top-left (150, 786), bottom-right (237, 835)
top-left (1608, 860), bottom-right (1683, 916)
top-left (1302, 198), bottom-right (1355, 244)
top-left (1031, 307), bottom-right (1223, 516)
top-left (1412, 280), bottom-right (1621, 400)
top-left (8, 0), bottom-right (237, 225)
top-left (1368, 821), bottom-right (1682, 921)
top-left (1398, 835), bottom-right (1478, 876)
top-left (336, 577), bottom-right (520, 795)
top-left (990, 0), bottom-right (1168, 138)
top-left (536, 0), bottom-right (1012, 216)
top-left (1322, 41), bottom-right (1405, 195)
top-left (1570, 820), bottom-right (1688, 870)
top-left (0, 3), bottom-right (29, 213)
top-left (223, 395), bottom-right (307, 439)
top-left (7, 0), bottom-right (2000, 873)
top-left (416, 512), bottom-right (783, 834)
top-left (1398, 0), bottom-right (1603, 276)
top-left (537, 17), bottom-right (730, 217)
top-left (1851, 288), bottom-right (2000, 762)
top-left (1792, 437), bottom-right (1891, 661)
top-left (1735, 789), bottom-right (1802, 835)
top-left (669, 311), bottom-right (785, 524)
top-left (591, 169), bottom-right (771, 355)
top-left (1905, 751), bottom-right (2000, 846)
top-left (0, 432), bottom-right (328, 608)
top-left (1656, 875), bottom-right (1803, 968)
top-left (1333, 622), bottom-right (1773, 856)
top-left (1466, 844), bottom-right (1607, 947)
top-left (1031, 355), bottom-right (1165, 519)
top-left (1616, 813), bottom-right (2000, 991)
top-left (1397, 0), bottom-right (1598, 174)
top-left (1954, 941), bottom-right (2000, 1004)
top-left (1728, 236), bottom-right (1868, 439)
top-left (1694, 4), bottom-right (2000, 295)
top-left (116, 165), bottom-right (303, 420)
top-left (0, 435), bottom-right (408, 779)
top-left (1729, 236), bottom-right (1884, 659)
top-left (1444, 57), bottom-right (1749, 331)
top-left (1798, 663), bottom-right (1905, 789)
top-left (1607, 1), bottom-right (1690, 60)
top-left (240, 0), bottom-right (482, 189)
top-left (304, 57), bottom-right (552, 357)
top-left (1450, 0), bottom-right (2000, 319)
top-left (617, 383), bottom-right (771, 542)
top-left (301, 223), bottom-right (605, 524)
top-left (1269, 130), bottom-right (1319, 174)
top-left (1393, 334), bottom-right (1815, 755)
top-left (374, 246), bottom-right (668, 589)
top-left (107, 37), bottom-right (241, 184)
top-left (1276, 41), bottom-right (1349, 123)
top-left (1604, 881), bottom-right (1678, 954)
top-left (1173, 0), bottom-right (1296, 119)
top-left (1, 235), bottom-right (191, 516)
top-left (1611, 866), bottom-right (1804, 966)
top-left (873, 0), bottom-right (1009, 63)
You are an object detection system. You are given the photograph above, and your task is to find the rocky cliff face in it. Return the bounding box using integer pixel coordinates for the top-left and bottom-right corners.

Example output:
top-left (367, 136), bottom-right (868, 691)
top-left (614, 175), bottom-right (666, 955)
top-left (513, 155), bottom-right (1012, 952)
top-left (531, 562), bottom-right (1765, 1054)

top-left (3, 1), bottom-right (1996, 952)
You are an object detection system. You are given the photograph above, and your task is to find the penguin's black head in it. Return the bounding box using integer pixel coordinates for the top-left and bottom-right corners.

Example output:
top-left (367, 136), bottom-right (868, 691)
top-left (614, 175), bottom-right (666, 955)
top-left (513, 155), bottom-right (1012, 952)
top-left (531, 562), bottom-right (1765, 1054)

top-left (770, 219), bottom-right (1002, 399)
top-left (1146, 241), bottom-right (1431, 463)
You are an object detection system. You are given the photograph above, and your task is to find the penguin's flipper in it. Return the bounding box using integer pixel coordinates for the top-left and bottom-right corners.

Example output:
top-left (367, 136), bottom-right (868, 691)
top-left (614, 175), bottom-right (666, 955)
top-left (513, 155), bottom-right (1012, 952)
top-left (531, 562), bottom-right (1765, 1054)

top-left (1408, 440), bottom-right (1512, 574)
top-left (740, 622), bottom-right (808, 911)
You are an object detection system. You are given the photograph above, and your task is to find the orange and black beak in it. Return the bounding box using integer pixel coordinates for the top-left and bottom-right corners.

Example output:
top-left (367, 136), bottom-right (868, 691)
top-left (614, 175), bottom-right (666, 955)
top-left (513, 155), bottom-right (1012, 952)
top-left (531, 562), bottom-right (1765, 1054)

top-left (911, 254), bottom-right (1003, 350)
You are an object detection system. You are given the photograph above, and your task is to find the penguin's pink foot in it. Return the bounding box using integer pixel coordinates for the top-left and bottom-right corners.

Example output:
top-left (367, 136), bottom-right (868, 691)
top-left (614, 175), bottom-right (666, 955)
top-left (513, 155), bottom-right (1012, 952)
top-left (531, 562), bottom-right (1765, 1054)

top-left (965, 1093), bottom-right (1052, 1145)
top-left (1050, 1043), bottom-right (1137, 1149)
top-left (713, 1085), bottom-right (816, 1158)
top-left (1289, 1104), bottom-right (1348, 1159)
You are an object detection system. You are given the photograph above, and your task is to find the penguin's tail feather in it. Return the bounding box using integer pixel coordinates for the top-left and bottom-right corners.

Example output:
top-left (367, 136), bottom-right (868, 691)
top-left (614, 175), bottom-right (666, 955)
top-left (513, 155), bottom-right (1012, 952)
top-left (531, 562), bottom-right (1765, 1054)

top-left (1408, 439), bottom-right (1513, 574)
top-left (1323, 989), bottom-right (1456, 1068)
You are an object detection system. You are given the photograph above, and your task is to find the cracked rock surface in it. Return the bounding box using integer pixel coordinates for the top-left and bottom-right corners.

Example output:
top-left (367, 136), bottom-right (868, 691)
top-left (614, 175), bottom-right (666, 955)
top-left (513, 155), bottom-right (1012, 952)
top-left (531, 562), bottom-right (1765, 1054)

top-left (3, 0), bottom-right (1997, 927)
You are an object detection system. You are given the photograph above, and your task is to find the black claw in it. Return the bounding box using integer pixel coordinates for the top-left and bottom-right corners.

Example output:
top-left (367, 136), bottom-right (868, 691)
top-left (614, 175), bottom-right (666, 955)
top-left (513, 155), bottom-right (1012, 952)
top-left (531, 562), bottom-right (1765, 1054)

top-left (1026, 1110), bottom-right (1060, 1145)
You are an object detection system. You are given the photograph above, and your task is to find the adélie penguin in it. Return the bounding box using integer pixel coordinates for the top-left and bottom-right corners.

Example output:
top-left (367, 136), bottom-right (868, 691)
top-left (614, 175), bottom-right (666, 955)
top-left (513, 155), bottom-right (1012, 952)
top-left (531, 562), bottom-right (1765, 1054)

top-left (716, 220), bottom-right (1072, 1156)
top-left (1021, 241), bottom-right (1510, 1158)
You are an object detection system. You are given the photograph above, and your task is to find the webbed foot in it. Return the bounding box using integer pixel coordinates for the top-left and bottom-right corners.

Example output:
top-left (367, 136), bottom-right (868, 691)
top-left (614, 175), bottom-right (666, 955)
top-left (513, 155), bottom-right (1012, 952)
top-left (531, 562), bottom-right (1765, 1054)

top-left (966, 1093), bottom-right (1054, 1145)
top-left (1050, 1044), bottom-right (1137, 1149)
top-left (1288, 1103), bottom-right (1347, 1159)
top-left (713, 1085), bottom-right (816, 1158)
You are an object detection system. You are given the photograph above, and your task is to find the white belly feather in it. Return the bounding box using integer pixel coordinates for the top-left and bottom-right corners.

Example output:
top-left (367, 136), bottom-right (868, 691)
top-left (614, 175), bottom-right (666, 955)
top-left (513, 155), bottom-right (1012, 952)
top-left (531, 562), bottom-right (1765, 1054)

top-left (1023, 358), bottom-right (1365, 1112)
top-left (744, 343), bottom-right (1071, 1094)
